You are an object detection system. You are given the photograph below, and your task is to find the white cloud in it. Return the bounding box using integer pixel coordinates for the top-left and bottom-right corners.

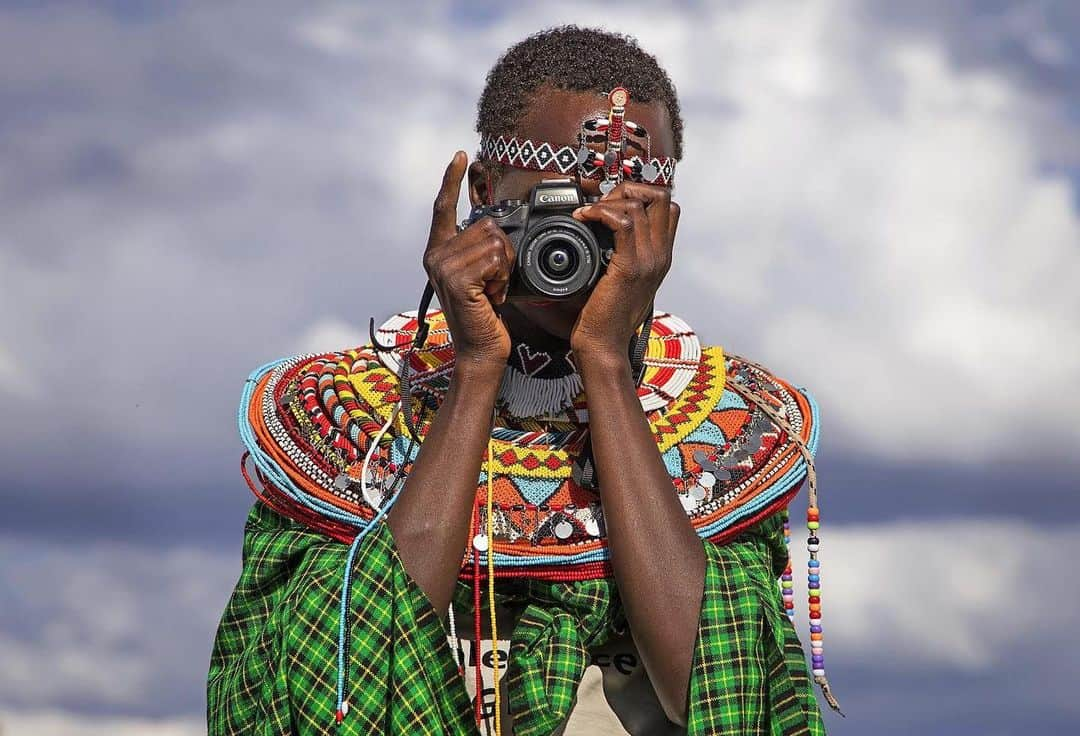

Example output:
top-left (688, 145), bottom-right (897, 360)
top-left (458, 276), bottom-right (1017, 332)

top-left (643, 0), bottom-right (1080, 463)
top-left (0, 535), bottom-right (239, 713)
top-left (787, 516), bottom-right (1072, 672)
top-left (0, 710), bottom-right (201, 736)
top-left (0, 344), bottom-right (27, 398)
top-left (296, 316), bottom-right (367, 355)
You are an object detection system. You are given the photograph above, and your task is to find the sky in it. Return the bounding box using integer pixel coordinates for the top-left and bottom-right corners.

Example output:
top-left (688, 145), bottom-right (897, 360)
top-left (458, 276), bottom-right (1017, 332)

top-left (1, 0), bottom-right (1077, 733)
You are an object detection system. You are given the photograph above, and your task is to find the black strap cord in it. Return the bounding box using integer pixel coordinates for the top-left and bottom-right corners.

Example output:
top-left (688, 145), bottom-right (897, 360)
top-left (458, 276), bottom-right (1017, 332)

top-left (368, 281), bottom-right (436, 444)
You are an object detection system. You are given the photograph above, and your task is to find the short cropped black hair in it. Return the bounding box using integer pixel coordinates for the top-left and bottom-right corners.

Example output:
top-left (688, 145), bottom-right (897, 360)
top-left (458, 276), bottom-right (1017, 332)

top-left (475, 25), bottom-right (684, 182)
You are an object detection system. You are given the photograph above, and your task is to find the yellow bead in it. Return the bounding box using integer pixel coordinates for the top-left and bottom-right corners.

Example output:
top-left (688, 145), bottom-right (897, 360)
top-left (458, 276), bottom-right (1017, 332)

top-left (806, 521), bottom-right (820, 530)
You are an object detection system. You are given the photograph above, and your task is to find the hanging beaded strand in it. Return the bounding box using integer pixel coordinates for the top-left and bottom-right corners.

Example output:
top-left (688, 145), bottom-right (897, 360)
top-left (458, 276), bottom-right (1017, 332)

top-left (485, 431), bottom-right (502, 735)
top-left (724, 356), bottom-right (844, 717)
top-left (781, 509), bottom-right (795, 620)
top-left (447, 601), bottom-right (465, 679)
top-left (468, 407), bottom-right (502, 731)
top-left (472, 500), bottom-right (484, 727)
top-left (807, 504), bottom-right (824, 685)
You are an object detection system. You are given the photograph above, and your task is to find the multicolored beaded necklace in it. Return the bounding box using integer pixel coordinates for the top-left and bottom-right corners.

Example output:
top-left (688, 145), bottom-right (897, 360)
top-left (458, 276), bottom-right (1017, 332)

top-left (238, 311), bottom-right (844, 727)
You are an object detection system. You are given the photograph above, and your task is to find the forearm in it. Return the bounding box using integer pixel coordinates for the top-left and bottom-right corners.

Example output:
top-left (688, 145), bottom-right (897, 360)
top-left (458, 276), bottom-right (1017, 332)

top-left (577, 349), bottom-right (705, 726)
top-left (385, 357), bottom-right (504, 617)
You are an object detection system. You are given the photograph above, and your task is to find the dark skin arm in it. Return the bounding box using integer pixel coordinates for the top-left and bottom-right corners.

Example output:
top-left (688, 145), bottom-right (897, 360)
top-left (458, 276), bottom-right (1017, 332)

top-left (390, 146), bottom-right (699, 727)
top-left (385, 151), bottom-right (517, 619)
top-left (569, 181), bottom-right (703, 728)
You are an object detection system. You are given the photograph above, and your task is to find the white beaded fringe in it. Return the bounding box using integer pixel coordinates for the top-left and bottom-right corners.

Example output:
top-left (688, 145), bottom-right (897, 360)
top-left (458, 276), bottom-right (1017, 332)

top-left (496, 366), bottom-right (583, 419)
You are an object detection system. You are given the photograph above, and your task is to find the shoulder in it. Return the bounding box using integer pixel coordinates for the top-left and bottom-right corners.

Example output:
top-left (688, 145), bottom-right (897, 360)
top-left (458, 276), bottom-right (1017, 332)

top-left (235, 316), bottom-right (423, 535)
top-left (704, 346), bottom-right (820, 457)
top-left (673, 341), bottom-right (816, 456)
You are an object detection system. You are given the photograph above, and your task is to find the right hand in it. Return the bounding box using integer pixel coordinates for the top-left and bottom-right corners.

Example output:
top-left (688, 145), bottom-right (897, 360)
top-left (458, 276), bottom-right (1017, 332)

top-left (423, 151), bottom-right (516, 368)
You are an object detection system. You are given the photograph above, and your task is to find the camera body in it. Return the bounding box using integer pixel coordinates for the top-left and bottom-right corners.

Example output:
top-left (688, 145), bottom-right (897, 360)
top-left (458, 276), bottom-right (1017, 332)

top-left (461, 179), bottom-right (613, 300)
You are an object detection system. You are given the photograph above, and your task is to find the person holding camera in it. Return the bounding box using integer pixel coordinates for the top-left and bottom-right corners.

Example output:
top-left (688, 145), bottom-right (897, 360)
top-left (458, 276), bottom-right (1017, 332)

top-left (208, 25), bottom-right (839, 736)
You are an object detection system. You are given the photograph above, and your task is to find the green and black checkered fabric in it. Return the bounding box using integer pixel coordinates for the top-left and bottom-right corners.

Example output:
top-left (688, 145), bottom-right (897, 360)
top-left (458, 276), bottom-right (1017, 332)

top-left (207, 502), bottom-right (825, 735)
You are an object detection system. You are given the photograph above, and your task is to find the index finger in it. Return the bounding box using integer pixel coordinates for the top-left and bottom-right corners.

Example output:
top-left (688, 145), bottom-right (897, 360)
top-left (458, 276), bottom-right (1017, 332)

top-left (427, 150), bottom-right (468, 250)
top-left (600, 180), bottom-right (672, 238)
top-left (600, 180), bottom-right (670, 206)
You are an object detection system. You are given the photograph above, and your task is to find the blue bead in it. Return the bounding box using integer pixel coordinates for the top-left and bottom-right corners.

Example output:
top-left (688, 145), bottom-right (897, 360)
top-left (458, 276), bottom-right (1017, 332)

top-left (808, 574), bottom-right (820, 582)
top-left (808, 559), bottom-right (820, 567)
top-left (810, 625), bottom-right (822, 633)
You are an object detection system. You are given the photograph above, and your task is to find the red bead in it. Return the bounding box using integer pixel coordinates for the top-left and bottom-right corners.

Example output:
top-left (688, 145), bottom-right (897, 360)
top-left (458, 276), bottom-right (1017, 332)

top-left (807, 508), bottom-right (819, 520)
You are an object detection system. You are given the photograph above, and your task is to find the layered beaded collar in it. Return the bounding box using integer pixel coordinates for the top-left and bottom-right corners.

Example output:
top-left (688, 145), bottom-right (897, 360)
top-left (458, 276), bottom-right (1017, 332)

top-left (238, 306), bottom-right (841, 718)
top-left (371, 308), bottom-right (702, 425)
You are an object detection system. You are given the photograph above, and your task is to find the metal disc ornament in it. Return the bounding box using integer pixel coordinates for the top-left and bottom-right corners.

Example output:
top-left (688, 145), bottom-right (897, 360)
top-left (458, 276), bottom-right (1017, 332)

top-left (693, 449), bottom-right (717, 471)
top-left (554, 520), bottom-right (574, 539)
top-left (641, 162), bottom-right (659, 182)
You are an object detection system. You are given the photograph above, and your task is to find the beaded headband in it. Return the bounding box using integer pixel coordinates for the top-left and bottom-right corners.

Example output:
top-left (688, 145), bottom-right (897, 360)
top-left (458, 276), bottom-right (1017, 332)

top-left (477, 87), bottom-right (677, 192)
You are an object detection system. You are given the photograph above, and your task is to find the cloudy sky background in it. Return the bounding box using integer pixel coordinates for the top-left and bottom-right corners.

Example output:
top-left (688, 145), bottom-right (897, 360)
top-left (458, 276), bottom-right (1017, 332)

top-left (1, 1), bottom-right (1077, 733)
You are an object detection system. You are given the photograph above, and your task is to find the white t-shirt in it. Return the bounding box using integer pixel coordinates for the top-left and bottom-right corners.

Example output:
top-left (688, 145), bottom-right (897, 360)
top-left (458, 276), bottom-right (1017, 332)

top-left (449, 601), bottom-right (686, 736)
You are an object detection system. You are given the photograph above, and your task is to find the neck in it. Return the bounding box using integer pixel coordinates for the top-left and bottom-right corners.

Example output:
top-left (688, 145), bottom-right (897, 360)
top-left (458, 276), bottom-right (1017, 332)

top-left (498, 303), bottom-right (573, 353)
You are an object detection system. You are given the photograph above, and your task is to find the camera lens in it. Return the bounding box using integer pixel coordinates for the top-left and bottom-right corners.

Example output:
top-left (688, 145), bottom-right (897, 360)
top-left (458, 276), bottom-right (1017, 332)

top-left (539, 239), bottom-right (579, 279)
top-left (518, 216), bottom-right (600, 298)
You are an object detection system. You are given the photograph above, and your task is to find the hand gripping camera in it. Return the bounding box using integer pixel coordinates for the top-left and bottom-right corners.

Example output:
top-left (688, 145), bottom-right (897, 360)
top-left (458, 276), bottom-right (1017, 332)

top-left (460, 179), bottom-right (613, 300)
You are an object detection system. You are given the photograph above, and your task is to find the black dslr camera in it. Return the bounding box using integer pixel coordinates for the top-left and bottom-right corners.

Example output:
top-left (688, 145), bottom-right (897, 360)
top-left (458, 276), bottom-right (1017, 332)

top-left (461, 179), bottom-right (613, 300)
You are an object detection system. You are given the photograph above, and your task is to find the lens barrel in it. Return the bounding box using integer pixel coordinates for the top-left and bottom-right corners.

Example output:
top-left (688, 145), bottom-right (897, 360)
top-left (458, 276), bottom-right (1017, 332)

top-left (517, 216), bottom-right (600, 298)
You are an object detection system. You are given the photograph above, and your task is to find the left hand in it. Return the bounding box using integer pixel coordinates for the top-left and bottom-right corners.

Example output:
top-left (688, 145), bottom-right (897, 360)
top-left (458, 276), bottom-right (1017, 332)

top-left (569, 181), bottom-right (681, 357)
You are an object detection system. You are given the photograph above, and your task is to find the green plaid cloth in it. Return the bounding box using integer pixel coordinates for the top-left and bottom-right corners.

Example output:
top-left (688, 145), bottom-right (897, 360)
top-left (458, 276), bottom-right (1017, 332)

top-left (207, 502), bottom-right (825, 735)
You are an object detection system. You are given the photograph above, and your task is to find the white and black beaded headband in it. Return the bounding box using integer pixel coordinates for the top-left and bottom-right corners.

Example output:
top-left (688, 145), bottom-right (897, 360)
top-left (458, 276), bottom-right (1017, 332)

top-left (477, 87), bottom-right (677, 193)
